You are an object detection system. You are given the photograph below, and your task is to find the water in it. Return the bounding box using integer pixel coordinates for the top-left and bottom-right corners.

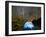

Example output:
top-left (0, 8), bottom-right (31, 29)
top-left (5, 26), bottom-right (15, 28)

top-left (24, 22), bottom-right (34, 30)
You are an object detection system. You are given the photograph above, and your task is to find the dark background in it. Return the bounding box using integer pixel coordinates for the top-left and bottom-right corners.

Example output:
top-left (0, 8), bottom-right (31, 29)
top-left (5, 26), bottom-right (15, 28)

top-left (12, 6), bottom-right (41, 19)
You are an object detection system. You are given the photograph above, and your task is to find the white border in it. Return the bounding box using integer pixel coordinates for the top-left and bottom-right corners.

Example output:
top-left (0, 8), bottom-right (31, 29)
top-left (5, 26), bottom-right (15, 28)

top-left (9, 2), bottom-right (44, 35)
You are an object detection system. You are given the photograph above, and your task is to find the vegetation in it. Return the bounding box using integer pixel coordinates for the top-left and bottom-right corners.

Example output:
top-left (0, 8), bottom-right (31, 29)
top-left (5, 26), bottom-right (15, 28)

top-left (12, 16), bottom-right (27, 31)
top-left (12, 16), bottom-right (40, 31)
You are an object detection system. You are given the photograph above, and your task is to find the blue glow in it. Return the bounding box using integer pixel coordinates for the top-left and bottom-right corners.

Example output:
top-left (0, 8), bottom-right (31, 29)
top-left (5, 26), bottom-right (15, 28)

top-left (24, 22), bottom-right (34, 30)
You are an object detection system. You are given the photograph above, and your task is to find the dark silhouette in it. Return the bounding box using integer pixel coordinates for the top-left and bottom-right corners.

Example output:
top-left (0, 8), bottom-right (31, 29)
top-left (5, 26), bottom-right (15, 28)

top-left (32, 18), bottom-right (41, 30)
